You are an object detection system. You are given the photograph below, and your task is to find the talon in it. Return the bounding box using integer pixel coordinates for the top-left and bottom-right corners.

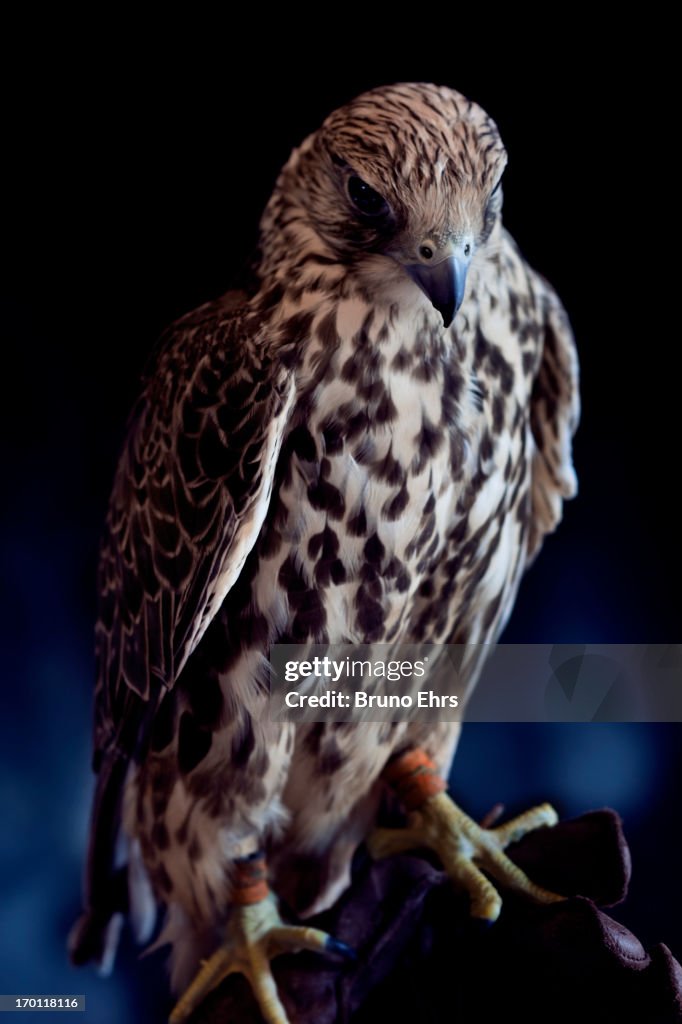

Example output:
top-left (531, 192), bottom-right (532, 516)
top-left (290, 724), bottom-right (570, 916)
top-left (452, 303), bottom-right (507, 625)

top-left (375, 748), bottom-right (565, 921)
top-left (480, 802), bottom-right (505, 828)
top-left (170, 856), bottom-right (350, 1024)
top-left (325, 936), bottom-right (357, 960)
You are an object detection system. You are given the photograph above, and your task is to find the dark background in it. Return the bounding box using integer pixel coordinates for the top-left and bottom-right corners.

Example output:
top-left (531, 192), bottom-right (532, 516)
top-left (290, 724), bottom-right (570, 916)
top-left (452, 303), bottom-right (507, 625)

top-left (1, 22), bottom-right (678, 1024)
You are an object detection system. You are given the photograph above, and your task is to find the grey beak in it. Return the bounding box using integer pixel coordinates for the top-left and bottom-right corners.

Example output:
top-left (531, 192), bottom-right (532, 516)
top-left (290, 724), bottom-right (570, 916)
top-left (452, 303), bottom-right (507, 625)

top-left (406, 256), bottom-right (470, 328)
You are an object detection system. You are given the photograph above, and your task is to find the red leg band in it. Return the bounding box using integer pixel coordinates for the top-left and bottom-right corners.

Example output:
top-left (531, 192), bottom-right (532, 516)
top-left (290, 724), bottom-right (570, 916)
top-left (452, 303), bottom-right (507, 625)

top-left (232, 854), bottom-right (270, 905)
top-left (382, 748), bottom-right (446, 811)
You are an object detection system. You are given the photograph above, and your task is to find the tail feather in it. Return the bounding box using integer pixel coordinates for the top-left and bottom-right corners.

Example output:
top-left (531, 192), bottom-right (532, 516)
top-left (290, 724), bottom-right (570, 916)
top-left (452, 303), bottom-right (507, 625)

top-left (69, 752), bottom-right (130, 969)
top-left (128, 838), bottom-right (157, 944)
top-left (68, 867), bottom-right (128, 967)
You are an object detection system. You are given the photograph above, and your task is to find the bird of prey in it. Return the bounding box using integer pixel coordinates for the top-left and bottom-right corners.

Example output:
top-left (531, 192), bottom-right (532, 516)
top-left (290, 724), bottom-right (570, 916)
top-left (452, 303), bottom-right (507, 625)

top-left (69, 83), bottom-right (579, 1024)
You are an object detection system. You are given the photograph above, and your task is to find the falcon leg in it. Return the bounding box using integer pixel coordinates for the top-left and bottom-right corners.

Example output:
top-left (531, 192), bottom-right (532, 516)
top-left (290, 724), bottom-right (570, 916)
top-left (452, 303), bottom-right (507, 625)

top-left (368, 748), bottom-right (564, 922)
top-left (169, 853), bottom-right (354, 1024)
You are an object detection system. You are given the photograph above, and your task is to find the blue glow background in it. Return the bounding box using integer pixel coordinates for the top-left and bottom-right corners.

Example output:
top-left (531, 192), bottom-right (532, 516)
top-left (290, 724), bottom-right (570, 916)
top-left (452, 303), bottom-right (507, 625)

top-left (2, 25), bottom-right (678, 1024)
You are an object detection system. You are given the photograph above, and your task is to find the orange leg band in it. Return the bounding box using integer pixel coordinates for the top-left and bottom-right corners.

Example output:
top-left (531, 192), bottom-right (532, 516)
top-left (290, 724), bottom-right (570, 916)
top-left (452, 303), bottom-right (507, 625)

top-left (232, 853), bottom-right (270, 905)
top-left (382, 748), bottom-right (446, 811)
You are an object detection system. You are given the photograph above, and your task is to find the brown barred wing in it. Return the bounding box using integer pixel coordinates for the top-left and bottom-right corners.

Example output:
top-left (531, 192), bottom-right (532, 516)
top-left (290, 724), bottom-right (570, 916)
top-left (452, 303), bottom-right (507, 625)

top-left (93, 311), bottom-right (295, 764)
top-left (527, 283), bottom-right (580, 562)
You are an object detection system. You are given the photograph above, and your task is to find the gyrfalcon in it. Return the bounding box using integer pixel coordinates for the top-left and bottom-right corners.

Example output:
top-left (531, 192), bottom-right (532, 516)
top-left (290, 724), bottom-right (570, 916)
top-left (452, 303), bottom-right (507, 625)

top-left (70, 82), bottom-right (580, 1024)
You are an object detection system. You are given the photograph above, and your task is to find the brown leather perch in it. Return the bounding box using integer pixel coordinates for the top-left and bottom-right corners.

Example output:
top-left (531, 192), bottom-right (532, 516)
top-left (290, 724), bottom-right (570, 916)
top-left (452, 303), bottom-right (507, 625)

top-left (184, 810), bottom-right (682, 1024)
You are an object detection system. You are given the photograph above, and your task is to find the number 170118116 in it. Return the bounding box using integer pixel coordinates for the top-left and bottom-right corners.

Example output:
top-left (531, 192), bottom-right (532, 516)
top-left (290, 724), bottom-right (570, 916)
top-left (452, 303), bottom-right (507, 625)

top-left (0, 996), bottom-right (84, 1011)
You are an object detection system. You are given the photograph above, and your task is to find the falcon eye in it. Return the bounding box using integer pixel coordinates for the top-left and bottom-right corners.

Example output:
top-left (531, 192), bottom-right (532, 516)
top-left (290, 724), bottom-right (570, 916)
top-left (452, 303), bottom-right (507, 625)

top-left (347, 176), bottom-right (389, 218)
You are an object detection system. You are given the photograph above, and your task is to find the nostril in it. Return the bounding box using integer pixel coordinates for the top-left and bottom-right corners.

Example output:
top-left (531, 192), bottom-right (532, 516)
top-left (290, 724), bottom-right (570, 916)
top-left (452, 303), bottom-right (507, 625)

top-left (419, 245), bottom-right (434, 261)
top-left (464, 243), bottom-right (471, 257)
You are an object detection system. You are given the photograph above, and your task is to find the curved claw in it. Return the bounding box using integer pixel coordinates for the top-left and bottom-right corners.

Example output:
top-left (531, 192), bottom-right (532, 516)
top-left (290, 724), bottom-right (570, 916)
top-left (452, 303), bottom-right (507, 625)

top-left (266, 924), bottom-right (355, 959)
top-left (325, 936), bottom-right (357, 960)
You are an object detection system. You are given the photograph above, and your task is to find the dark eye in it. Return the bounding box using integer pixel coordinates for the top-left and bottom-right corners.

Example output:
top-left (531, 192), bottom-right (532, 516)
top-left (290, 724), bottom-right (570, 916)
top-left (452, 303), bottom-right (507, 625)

top-left (347, 176), bottom-right (389, 217)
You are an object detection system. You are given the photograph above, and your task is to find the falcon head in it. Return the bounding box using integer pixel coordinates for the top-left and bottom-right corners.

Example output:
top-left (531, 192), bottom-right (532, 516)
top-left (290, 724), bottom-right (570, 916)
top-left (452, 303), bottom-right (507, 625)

top-left (260, 83), bottom-right (508, 327)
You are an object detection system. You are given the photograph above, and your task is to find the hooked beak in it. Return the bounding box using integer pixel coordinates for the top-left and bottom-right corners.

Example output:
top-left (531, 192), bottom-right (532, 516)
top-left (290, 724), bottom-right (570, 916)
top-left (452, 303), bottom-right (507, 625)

top-left (405, 254), bottom-right (471, 328)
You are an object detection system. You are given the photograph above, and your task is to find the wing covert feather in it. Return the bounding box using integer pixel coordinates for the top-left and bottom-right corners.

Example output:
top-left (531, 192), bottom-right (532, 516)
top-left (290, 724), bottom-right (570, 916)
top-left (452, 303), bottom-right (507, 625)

top-left (527, 283), bottom-right (580, 561)
top-left (93, 303), bottom-right (295, 761)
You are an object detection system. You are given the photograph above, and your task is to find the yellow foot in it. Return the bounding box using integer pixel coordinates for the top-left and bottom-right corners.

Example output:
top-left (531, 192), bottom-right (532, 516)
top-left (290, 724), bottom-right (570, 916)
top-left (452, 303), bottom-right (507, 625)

top-left (368, 791), bottom-right (563, 922)
top-left (169, 894), bottom-right (354, 1024)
